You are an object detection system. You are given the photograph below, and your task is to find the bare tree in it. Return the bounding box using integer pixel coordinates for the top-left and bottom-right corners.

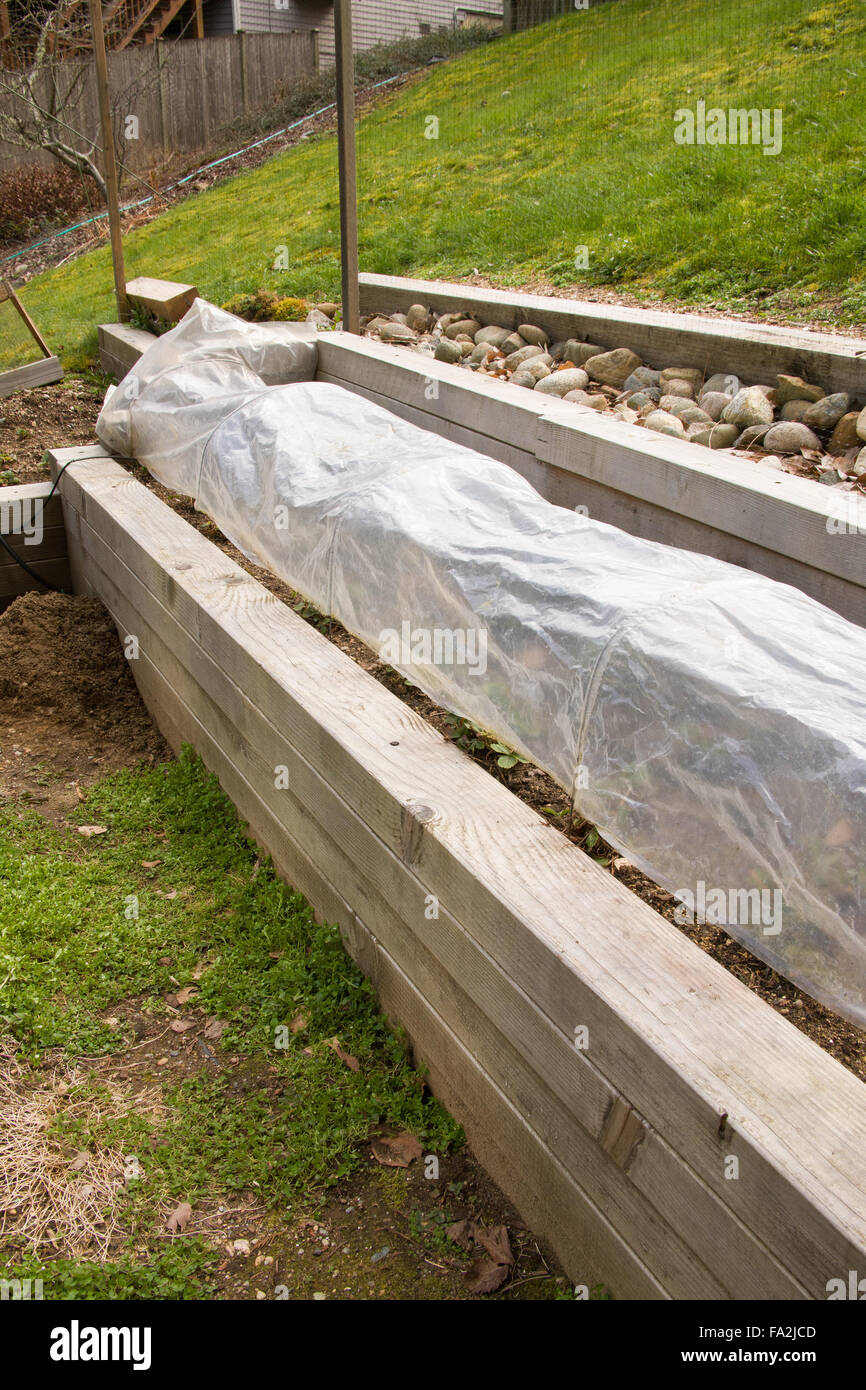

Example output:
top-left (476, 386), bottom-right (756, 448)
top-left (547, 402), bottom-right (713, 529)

top-left (0, 2), bottom-right (192, 204)
top-left (0, 4), bottom-right (109, 200)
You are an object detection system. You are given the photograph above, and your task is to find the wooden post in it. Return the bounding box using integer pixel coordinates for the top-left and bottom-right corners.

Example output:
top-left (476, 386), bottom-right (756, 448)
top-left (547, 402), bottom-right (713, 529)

top-left (334, 0), bottom-right (360, 335)
top-left (194, 0), bottom-right (204, 39)
top-left (239, 30), bottom-right (248, 115)
top-left (89, 0), bottom-right (129, 322)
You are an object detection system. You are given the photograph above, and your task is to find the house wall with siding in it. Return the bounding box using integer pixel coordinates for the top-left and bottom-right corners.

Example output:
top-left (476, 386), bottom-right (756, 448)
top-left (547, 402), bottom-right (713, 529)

top-left (232, 1), bottom-right (502, 66)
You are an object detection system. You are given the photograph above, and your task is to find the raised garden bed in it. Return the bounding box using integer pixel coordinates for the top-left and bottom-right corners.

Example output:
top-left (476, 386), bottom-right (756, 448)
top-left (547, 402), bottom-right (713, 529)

top-left (40, 441), bottom-right (866, 1300)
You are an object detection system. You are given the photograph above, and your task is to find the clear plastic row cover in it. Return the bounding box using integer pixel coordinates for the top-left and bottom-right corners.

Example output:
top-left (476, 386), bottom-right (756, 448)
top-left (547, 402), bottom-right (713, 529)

top-left (97, 301), bottom-right (866, 1026)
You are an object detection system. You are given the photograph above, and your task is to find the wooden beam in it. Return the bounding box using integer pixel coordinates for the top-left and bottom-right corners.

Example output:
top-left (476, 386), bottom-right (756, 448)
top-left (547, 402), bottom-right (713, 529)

top-left (357, 273), bottom-right (866, 399)
top-left (0, 358), bottom-right (64, 399)
top-left (334, 0), bottom-right (360, 334)
top-left (1, 279), bottom-right (53, 358)
top-left (125, 276), bottom-right (198, 323)
top-left (194, 0), bottom-right (204, 40)
top-left (89, 0), bottom-right (128, 323)
top-left (113, 0), bottom-right (165, 49)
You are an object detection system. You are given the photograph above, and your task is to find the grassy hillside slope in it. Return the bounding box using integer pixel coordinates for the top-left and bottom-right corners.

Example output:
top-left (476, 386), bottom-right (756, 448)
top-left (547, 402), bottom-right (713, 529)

top-left (9, 0), bottom-right (866, 368)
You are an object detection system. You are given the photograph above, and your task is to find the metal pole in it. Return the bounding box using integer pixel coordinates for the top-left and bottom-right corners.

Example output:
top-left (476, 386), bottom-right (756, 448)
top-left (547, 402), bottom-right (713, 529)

top-left (88, 0), bottom-right (128, 322)
top-left (334, 0), bottom-right (360, 334)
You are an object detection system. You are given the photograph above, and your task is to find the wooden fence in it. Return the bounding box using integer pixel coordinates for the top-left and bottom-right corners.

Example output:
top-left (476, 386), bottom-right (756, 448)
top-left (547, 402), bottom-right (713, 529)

top-left (0, 30), bottom-right (319, 176)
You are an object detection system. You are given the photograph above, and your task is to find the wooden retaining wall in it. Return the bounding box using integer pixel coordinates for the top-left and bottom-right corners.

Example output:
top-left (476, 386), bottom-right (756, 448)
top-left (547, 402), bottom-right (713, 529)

top-left (0, 481), bottom-right (70, 612)
top-left (49, 443), bottom-right (866, 1299)
top-left (359, 274), bottom-right (866, 400)
top-left (317, 332), bottom-right (866, 627)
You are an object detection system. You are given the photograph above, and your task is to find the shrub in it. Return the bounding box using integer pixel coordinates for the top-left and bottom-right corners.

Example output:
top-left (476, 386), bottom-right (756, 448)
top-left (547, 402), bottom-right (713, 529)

top-left (222, 289), bottom-right (309, 322)
top-left (0, 164), bottom-right (99, 245)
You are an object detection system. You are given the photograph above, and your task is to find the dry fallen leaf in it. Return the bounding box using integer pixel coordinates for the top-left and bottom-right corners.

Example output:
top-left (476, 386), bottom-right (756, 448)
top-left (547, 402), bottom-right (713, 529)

top-left (371, 1132), bottom-right (422, 1169)
top-left (68, 1151), bottom-right (90, 1172)
top-left (170, 1020), bottom-right (195, 1034)
top-left (175, 987), bottom-right (198, 1006)
top-left (289, 1013), bottom-right (308, 1034)
top-left (465, 1255), bottom-right (511, 1295)
top-left (325, 1036), bottom-right (359, 1072)
top-left (204, 1018), bottom-right (228, 1040)
top-left (77, 825), bottom-right (107, 838)
top-left (475, 1224), bottom-right (513, 1267)
top-left (165, 1201), bottom-right (192, 1234)
top-left (141, 860), bottom-right (162, 869)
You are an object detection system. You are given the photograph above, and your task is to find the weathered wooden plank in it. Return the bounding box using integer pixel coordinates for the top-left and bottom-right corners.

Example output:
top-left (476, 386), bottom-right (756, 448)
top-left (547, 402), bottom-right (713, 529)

top-left (0, 554), bottom-right (70, 598)
top-left (359, 274), bottom-right (866, 397)
top-left (0, 357), bottom-right (63, 399)
top-left (52, 447), bottom-right (866, 1297)
top-left (71, 508), bottom-right (809, 1299)
top-left (125, 277), bottom-right (198, 323)
top-left (98, 323), bottom-right (159, 380)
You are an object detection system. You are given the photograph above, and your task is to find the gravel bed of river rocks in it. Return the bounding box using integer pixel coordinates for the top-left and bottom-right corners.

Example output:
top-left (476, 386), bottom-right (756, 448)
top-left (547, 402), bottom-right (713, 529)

top-left (356, 303), bottom-right (866, 491)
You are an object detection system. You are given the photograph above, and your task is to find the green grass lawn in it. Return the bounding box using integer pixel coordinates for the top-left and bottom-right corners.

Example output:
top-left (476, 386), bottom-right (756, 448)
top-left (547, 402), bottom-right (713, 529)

top-left (5, 0), bottom-right (866, 370)
top-left (0, 750), bottom-right (461, 1298)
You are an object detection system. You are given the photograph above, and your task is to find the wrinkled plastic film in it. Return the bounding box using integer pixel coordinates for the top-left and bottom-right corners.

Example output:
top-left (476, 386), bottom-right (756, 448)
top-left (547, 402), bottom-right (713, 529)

top-left (97, 301), bottom-right (866, 1025)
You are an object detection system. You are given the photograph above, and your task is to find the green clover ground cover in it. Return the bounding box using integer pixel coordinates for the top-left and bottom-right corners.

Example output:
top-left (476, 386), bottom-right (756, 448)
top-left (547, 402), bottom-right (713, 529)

top-left (0, 748), bottom-right (460, 1298)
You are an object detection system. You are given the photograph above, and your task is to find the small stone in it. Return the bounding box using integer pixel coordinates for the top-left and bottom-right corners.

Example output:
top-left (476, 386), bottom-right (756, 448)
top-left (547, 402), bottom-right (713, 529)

top-left (778, 399), bottom-right (814, 422)
top-left (623, 366), bottom-right (661, 391)
top-left (661, 378), bottom-right (696, 400)
top-left (702, 373), bottom-right (740, 397)
top-left (406, 304), bottom-right (429, 332)
top-left (734, 424), bottom-right (771, 449)
top-left (584, 347), bottom-right (642, 387)
top-left (775, 374), bottom-right (825, 406)
top-left (828, 412), bottom-right (862, 455)
top-left (762, 421), bottom-right (823, 454)
top-left (437, 311), bottom-right (467, 330)
top-left (365, 316), bottom-right (392, 333)
top-left (722, 387), bottom-right (774, 428)
top-left (644, 410), bottom-right (687, 438)
top-left (379, 323), bottom-right (417, 344)
top-left (626, 388), bottom-right (661, 410)
top-left (853, 446), bottom-right (866, 477)
top-left (690, 423), bottom-right (739, 449)
top-left (504, 344), bottom-right (546, 371)
top-left (534, 367), bottom-right (590, 397)
top-left (563, 390), bottom-right (607, 410)
top-left (660, 366), bottom-right (703, 391)
top-left (474, 325), bottom-right (511, 348)
top-left (444, 318), bottom-right (481, 340)
top-left (803, 393), bottom-right (851, 431)
top-left (697, 391), bottom-right (731, 421)
top-left (434, 339), bottom-right (462, 364)
top-left (500, 332), bottom-right (526, 355)
top-left (857, 406), bottom-right (866, 442)
top-left (517, 323), bottom-right (549, 346)
top-left (314, 302), bottom-right (340, 319)
top-left (559, 340), bottom-right (605, 368)
top-left (306, 309), bottom-right (333, 328)
top-left (660, 394), bottom-right (711, 423)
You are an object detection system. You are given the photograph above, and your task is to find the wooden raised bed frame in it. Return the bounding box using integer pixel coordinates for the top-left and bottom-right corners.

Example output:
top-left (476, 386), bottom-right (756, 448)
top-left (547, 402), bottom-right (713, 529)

top-left (47, 442), bottom-right (866, 1301)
